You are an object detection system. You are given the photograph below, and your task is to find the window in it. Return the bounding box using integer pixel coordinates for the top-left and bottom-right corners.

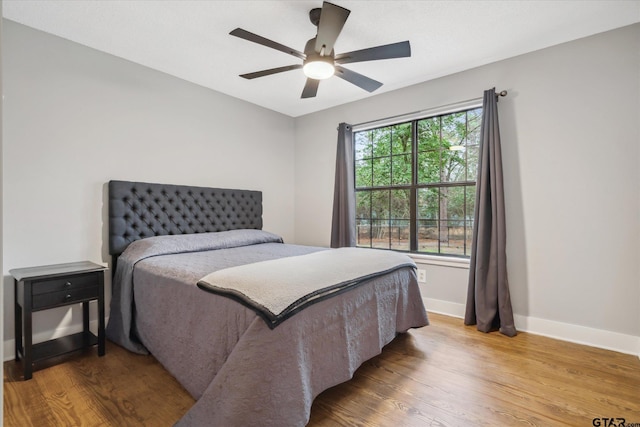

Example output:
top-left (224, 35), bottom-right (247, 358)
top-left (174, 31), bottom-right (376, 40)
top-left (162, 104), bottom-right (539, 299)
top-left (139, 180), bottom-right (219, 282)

top-left (354, 107), bottom-right (482, 257)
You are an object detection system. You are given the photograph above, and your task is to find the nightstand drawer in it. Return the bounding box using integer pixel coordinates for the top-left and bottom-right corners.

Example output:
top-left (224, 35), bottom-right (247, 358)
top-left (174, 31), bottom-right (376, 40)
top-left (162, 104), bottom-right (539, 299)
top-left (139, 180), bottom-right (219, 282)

top-left (32, 272), bottom-right (99, 295)
top-left (32, 286), bottom-right (99, 309)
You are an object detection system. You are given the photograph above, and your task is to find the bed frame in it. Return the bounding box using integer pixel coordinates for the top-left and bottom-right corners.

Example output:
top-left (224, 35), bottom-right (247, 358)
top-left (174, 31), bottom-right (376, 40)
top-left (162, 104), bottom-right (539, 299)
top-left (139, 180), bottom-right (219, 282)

top-left (108, 180), bottom-right (263, 266)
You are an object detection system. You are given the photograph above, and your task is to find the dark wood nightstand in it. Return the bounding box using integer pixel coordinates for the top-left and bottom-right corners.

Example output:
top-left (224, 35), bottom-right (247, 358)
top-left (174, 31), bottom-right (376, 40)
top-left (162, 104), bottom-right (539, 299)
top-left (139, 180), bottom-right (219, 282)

top-left (10, 261), bottom-right (107, 380)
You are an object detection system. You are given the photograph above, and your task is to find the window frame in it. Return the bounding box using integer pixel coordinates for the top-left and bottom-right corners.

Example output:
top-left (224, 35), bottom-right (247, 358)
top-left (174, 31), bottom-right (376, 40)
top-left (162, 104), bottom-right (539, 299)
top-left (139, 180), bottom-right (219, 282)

top-left (353, 102), bottom-right (482, 257)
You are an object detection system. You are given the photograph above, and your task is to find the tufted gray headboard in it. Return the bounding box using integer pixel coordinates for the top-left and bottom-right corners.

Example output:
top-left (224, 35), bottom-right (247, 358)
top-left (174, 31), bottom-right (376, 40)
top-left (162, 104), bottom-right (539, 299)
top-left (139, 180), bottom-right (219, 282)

top-left (108, 180), bottom-right (263, 256)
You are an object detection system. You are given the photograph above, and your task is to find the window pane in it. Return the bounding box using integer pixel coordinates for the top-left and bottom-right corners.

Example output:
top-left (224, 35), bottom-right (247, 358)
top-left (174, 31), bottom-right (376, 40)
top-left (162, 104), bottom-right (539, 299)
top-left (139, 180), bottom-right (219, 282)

top-left (438, 220), bottom-right (465, 255)
top-left (466, 185), bottom-right (476, 256)
top-left (437, 187), bottom-right (449, 246)
top-left (390, 220), bottom-right (410, 251)
top-left (417, 151), bottom-right (440, 184)
top-left (445, 186), bottom-right (465, 220)
top-left (355, 158), bottom-right (372, 188)
top-left (371, 190), bottom-right (389, 219)
top-left (443, 187), bottom-right (465, 255)
top-left (390, 189), bottom-right (410, 251)
top-left (355, 131), bottom-right (372, 160)
top-left (417, 117), bottom-right (440, 152)
top-left (467, 185), bottom-right (476, 221)
top-left (356, 191), bottom-right (370, 220)
top-left (466, 108), bottom-right (482, 146)
top-left (371, 219), bottom-right (390, 249)
top-left (418, 187), bottom-right (443, 254)
top-left (441, 112), bottom-right (466, 150)
top-left (356, 219), bottom-right (371, 247)
top-left (371, 127), bottom-right (391, 157)
top-left (440, 112), bottom-right (467, 184)
top-left (465, 219), bottom-right (474, 256)
top-left (372, 156), bottom-right (391, 187)
top-left (442, 148), bottom-right (466, 182)
top-left (391, 154), bottom-right (412, 185)
top-left (417, 185), bottom-right (477, 255)
top-left (466, 145), bottom-right (479, 182)
top-left (391, 122), bottom-right (412, 155)
top-left (390, 189), bottom-right (410, 220)
top-left (417, 187), bottom-right (439, 220)
top-left (417, 219), bottom-right (439, 253)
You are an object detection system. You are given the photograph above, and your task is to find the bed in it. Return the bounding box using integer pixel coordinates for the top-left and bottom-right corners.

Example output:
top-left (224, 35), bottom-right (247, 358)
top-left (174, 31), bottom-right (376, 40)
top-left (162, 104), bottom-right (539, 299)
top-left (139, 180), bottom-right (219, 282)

top-left (106, 180), bottom-right (428, 426)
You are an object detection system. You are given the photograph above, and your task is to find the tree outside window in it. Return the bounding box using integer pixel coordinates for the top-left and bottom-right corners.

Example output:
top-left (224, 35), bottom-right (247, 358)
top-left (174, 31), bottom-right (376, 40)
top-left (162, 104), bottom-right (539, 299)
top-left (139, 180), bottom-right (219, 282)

top-left (355, 107), bottom-right (481, 256)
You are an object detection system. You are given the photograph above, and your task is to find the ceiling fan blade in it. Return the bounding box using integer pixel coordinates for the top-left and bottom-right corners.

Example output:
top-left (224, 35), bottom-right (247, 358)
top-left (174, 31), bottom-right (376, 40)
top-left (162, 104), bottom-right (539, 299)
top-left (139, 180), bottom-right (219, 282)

top-left (301, 78), bottom-right (320, 98)
top-left (230, 28), bottom-right (306, 60)
top-left (315, 2), bottom-right (350, 54)
top-left (335, 41), bottom-right (411, 64)
top-left (240, 64), bottom-right (302, 79)
top-left (334, 65), bottom-right (383, 93)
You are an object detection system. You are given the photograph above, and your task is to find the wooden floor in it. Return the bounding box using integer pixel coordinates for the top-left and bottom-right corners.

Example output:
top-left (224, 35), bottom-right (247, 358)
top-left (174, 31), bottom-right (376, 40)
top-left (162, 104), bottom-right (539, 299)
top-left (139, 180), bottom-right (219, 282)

top-left (4, 313), bottom-right (640, 426)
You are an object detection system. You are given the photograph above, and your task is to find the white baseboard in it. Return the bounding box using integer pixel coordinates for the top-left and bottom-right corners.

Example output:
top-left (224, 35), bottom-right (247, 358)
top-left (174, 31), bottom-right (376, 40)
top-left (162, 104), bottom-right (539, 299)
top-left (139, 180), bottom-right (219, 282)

top-left (423, 297), bottom-right (640, 357)
top-left (423, 297), bottom-right (466, 318)
top-left (4, 319), bottom-right (103, 362)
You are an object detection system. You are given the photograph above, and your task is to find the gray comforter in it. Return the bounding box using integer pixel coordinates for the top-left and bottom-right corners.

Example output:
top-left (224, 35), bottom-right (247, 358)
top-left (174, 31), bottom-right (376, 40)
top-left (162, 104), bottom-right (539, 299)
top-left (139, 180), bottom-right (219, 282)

top-left (106, 230), bottom-right (429, 426)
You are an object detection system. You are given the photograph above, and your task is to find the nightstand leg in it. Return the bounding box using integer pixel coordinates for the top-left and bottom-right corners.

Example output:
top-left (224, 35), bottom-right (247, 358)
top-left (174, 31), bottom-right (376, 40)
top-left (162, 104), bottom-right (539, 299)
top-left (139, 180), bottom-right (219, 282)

top-left (23, 280), bottom-right (33, 380)
top-left (15, 305), bottom-right (22, 361)
top-left (98, 274), bottom-right (105, 356)
top-left (14, 279), bottom-right (22, 361)
top-left (23, 309), bottom-right (32, 380)
top-left (82, 301), bottom-right (90, 346)
top-left (82, 302), bottom-right (89, 332)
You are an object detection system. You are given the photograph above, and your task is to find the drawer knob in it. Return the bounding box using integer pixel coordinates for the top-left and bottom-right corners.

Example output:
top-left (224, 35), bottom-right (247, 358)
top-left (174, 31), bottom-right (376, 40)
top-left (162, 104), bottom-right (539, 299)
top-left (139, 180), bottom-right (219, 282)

top-left (65, 294), bottom-right (72, 300)
top-left (65, 282), bottom-right (72, 287)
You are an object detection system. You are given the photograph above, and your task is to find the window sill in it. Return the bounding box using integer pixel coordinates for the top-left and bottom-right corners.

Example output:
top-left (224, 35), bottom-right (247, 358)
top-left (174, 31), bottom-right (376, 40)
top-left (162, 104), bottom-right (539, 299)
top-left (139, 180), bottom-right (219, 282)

top-left (409, 253), bottom-right (470, 269)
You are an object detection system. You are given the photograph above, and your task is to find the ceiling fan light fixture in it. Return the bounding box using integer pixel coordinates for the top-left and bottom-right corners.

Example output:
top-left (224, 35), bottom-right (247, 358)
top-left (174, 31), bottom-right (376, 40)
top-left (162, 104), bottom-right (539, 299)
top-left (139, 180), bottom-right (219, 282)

top-left (303, 57), bottom-right (335, 80)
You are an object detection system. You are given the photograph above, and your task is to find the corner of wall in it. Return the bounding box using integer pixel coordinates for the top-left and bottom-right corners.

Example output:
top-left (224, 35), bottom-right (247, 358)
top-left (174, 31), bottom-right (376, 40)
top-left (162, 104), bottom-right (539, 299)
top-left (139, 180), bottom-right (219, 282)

top-left (1, 2), bottom-right (6, 419)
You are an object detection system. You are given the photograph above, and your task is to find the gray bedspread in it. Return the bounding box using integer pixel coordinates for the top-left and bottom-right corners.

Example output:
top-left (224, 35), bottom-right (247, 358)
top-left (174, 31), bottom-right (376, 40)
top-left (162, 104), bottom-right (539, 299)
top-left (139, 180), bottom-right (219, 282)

top-left (106, 229), bottom-right (286, 354)
top-left (106, 230), bottom-right (429, 426)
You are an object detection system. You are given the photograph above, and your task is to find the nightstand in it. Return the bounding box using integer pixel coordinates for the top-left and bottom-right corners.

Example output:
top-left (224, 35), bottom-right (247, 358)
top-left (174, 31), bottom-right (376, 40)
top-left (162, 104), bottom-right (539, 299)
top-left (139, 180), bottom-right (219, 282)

top-left (10, 261), bottom-right (107, 380)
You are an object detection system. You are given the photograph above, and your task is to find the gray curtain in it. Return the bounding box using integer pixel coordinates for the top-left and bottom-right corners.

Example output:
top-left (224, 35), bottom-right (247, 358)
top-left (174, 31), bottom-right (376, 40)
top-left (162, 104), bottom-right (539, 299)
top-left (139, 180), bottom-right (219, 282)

top-left (330, 122), bottom-right (356, 248)
top-left (464, 88), bottom-right (517, 337)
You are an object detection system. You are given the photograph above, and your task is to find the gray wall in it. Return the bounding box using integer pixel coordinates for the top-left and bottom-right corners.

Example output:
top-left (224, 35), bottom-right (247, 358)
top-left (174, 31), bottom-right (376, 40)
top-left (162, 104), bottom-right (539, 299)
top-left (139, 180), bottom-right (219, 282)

top-left (295, 24), bottom-right (640, 351)
top-left (2, 20), bottom-right (296, 351)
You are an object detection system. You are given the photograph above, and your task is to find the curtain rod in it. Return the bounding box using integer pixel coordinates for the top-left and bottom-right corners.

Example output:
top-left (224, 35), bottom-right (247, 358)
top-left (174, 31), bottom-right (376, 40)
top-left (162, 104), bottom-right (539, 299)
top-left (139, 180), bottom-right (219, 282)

top-left (351, 90), bottom-right (508, 131)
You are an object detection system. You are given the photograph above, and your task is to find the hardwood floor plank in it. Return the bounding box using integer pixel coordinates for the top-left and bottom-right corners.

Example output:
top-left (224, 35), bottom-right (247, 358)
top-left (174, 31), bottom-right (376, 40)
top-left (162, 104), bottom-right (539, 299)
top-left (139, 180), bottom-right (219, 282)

top-left (5, 313), bottom-right (640, 427)
top-left (4, 345), bottom-right (194, 427)
top-left (3, 361), bottom-right (57, 427)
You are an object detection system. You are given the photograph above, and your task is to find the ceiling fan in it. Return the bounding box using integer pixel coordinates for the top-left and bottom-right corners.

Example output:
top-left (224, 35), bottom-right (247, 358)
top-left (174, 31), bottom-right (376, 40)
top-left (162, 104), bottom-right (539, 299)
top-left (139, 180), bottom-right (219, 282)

top-left (230, 1), bottom-right (411, 99)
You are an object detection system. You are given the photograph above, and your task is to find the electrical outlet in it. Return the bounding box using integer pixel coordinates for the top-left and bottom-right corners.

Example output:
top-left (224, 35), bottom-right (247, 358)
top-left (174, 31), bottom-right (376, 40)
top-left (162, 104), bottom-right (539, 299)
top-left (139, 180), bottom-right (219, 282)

top-left (417, 269), bottom-right (426, 283)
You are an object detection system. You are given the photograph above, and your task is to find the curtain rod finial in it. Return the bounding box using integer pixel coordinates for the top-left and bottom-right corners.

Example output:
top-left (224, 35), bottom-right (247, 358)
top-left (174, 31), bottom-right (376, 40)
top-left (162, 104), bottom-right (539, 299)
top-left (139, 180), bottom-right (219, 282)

top-left (498, 90), bottom-right (507, 97)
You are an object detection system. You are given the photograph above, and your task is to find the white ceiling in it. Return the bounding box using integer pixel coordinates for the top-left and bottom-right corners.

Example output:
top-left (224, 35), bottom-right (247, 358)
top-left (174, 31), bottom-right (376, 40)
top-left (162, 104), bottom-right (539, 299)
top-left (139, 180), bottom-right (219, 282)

top-left (3, 1), bottom-right (640, 117)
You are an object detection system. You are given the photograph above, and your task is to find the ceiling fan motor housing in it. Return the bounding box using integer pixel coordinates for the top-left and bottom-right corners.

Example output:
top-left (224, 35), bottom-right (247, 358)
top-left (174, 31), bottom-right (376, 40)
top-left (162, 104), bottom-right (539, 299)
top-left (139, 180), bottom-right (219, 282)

top-left (309, 8), bottom-right (322, 27)
top-left (304, 37), bottom-right (334, 58)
